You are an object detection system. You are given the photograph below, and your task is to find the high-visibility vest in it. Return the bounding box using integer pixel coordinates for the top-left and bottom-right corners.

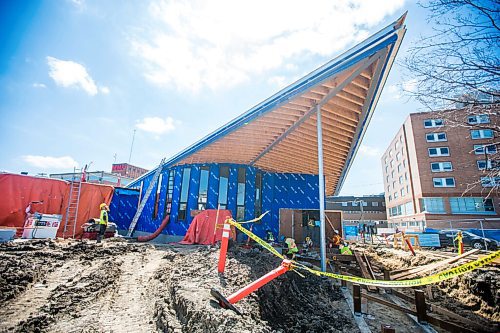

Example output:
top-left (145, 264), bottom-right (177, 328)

top-left (100, 209), bottom-right (109, 225)
top-left (340, 245), bottom-right (352, 255)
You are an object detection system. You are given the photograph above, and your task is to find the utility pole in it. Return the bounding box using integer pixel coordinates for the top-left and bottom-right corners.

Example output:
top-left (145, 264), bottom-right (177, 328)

top-left (129, 129), bottom-right (136, 164)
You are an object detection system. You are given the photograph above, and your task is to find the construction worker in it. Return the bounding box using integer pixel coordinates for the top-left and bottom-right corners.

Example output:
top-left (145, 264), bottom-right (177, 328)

top-left (331, 231), bottom-right (342, 249)
top-left (97, 203), bottom-right (109, 243)
top-left (340, 242), bottom-right (352, 255)
top-left (284, 237), bottom-right (298, 259)
top-left (265, 230), bottom-right (275, 243)
top-left (454, 231), bottom-right (464, 255)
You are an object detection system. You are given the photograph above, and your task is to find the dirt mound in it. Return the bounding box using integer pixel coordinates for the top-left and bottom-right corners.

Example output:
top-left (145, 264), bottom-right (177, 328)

top-left (153, 247), bottom-right (358, 333)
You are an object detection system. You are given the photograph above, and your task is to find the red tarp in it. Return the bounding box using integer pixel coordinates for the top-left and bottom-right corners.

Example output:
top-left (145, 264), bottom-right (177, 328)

top-left (0, 173), bottom-right (114, 238)
top-left (179, 209), bottom-right (235, 245)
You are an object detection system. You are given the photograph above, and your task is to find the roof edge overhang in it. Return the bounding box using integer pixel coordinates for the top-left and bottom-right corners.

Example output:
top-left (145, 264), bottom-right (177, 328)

top-left (128, 12), bottom-right (408, 189)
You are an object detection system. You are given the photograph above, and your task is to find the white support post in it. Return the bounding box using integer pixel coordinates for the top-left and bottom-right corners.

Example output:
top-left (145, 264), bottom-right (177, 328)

top-left (316, 105), bottom-right (327, 272)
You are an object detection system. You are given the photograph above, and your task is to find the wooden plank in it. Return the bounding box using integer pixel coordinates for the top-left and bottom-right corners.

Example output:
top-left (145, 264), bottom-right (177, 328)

top-left (361, 292), bottom-right (417, 316)
top-left (392, 249), bottom-right (480, 280)
top-left (354, 251), bottom-right (378, 292)
top-left (362, 252), bottom-right (377, 280)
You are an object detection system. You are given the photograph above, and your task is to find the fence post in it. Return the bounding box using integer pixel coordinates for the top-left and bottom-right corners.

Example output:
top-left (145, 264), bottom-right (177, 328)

top-left (384, 270), bottom-right (392, 294)
top-left (415, 289), bottom-right (427, 324)
top-left (353, 284), bottom-right (361, 315)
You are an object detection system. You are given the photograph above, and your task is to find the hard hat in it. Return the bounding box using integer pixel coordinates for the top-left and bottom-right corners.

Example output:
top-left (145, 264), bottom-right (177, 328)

top-left (99, 203), bottom-right (107, 209)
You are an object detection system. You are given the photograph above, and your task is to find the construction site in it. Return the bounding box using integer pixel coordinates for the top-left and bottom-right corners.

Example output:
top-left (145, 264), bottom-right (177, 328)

top-left (1, 8), bottom-right (499, 333)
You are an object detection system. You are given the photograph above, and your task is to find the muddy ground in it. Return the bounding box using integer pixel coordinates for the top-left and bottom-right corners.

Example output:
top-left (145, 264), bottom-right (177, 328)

top-left (0, 239), bottom-right (358, 333)
top-left (358, 244), bottom-right (500, 332)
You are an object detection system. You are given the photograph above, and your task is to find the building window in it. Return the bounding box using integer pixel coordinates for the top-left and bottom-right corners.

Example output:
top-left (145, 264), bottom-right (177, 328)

top-left (392, 181), bottom-right (396, 189)
top-left (477, 160), bottom-right (499, 170)
top-left (474, 144), bottom-right (497, 155)
top-left (388, 195), bottom-right (392, 201)
top-left (254, 172), bottom-right (262, 217)
top-left (433, 177), bottom-right (455, 187)
top-left (396, 152), bottom-right (401, 161)
top-left (403, 159), bottom-right (407, 168)
top-left (426, 132), bottom-right (447, 142)
top-left (153, 173), bottom-right (163, 219)
top-left (236, 167), bottom-right (246, 221)
top-left (481, 177), bottom-right (500, 188)
top-left (450, 197), bottom-right (494, 214)
top-left (468, 114), bottom-right (490, 124)
top-left (471, 129), bottom-right (494, 139)
top-left (387, 185), bottom-right (390, 192)
top-left (401, 188), bottom-right (406, 197)
top-left (178, 168), bottom-right (191, 221)
top-left (390, 160), bottom-right (395, 167)
top-left (428, 147), bottom-right (450, 157)
top-left (372, 201), bottom-right (379, 207)
top-left (424, 119), bottom-right (444, 128)
top-left (197, 166), bottom-right (210, 210)
top-left (394, 192), bottom-right (398, 199)
top-left (391, 171), bottom-right (395, 178)
top-left (341, 202), bottom-right (348, 207)
top-left (405, 172), bottom-right (408, 180)
top-left (163, 170), bottom-right (175, 216)
top-left (389, 201), bottom-right (414, 217)
top-left (397, 164), bottom-right (402, 173)
top-left (399, 175), bottom-right (403, 184)
top-left (420, 197), bottom-right (445, 213)
top-left (430, 162), bottom-right (453, 172)
top-left (217, 166), bottom-right (229, 209)
top-left (389, 150), bottom-right (393, 157)
top-left (395, 141), bottom-right (400, 150)
top-left (385, 166), bottom-right (388, 173)
top-left (386, 176), bottom-right (389, 182)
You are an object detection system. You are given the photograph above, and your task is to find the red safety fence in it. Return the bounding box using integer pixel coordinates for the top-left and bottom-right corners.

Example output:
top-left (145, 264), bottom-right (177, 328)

top-left (0, 173), bottom-right (114, 238)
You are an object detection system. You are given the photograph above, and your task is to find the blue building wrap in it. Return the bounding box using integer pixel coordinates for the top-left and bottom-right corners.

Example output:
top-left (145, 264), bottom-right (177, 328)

top-left (109, 188), bottom-right (140, 230)
top-left (118, 163), bottom-right (321, 240)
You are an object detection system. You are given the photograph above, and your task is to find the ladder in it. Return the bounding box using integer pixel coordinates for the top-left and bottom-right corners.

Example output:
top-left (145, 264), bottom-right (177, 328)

top-left (63, 168), bottom-right (84, 238)
top-left (127, 158), bottom-right (166, 237)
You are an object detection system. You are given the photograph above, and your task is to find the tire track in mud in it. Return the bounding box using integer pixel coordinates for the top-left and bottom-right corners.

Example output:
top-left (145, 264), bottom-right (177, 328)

top-left (0, 258), bottom-right (83, 331)
top-left (49, 249), bottom-right (169, 333)
top-left (13, 257), bottom-right (123, 333)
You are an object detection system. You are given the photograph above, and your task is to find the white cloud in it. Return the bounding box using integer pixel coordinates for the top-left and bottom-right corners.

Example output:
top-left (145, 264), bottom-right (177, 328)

top-left (136, 116), bottom-right (177, 134)
top-left (22, 155), bottom-right (79, 169)
top-left (99, 86), bottom-right (110, 94)
top-left (359, 144), bottom-right (381, 157)
top-left (133, 0), bottom-right (405, 93)
top-left (47, 56), bottom-right (99, 95)
top-left (386, 84), bottom-right (402, 99)
top-left (32, 83), bottom-right (46, 88)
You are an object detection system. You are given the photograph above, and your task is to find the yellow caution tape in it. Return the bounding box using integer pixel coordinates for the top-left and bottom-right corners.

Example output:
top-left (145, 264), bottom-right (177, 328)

top-left (227, 217), bottom-right (284, 260)
top-left (228, 219), bottom-right (500, 288)
top-left (236, 211), bottom-right (270, 224)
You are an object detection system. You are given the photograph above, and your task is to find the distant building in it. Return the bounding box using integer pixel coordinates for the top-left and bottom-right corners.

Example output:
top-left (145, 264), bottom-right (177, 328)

top-left (50, 171), bottom-right (133, 187)
top-left (326, 195), bottom-right (387, 225)
top-left (382, 106), bottom-right (500, 231)
top-left (111, 163), bottom-right (149, 179)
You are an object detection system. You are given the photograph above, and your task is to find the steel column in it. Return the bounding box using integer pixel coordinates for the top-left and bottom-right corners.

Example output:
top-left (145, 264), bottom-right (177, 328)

top-left (316, 104), bottom-right (327, 272)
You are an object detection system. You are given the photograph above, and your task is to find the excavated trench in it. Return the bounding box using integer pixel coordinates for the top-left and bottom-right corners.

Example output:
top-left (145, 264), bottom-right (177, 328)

top-left (153, 247), bottom-right (358, 333)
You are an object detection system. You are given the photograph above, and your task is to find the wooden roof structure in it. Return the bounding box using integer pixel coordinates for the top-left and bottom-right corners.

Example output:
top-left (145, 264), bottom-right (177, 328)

top-left (136, 14), bottom-right (407, 195)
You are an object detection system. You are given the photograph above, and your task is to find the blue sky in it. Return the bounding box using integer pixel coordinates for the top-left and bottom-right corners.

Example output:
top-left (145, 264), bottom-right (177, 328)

top-left (0, 0), bottom-right (433, 195)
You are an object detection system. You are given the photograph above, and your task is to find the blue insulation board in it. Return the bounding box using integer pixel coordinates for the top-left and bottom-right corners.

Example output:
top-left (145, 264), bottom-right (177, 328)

top-left (117, 163), bottom-right (321, 240)
top-left (109, 188), bottom-right (140, 231)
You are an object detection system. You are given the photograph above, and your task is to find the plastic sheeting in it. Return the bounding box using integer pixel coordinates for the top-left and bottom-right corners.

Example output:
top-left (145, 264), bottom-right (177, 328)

top-left (179, 209), bottom-right (235, 245)
top-left (0, 173), bottom-right (114, 238)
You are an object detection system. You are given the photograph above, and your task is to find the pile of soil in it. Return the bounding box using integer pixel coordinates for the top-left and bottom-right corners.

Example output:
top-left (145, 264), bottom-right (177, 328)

top-left (153, 246), bottom-right (358, 333)
top-left (361, 245), bottom-right (500, 327)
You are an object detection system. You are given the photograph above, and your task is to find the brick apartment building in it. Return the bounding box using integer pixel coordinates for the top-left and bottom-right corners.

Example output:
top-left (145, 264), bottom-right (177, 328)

top-left (382, 106), bottom-right (499, 231)
top-left (326, 195), bottom-right (387, 225)
top-left (111, 163), bottom-right (148, 180)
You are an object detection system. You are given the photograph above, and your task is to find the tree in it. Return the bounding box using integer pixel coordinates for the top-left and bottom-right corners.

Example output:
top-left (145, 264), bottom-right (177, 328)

top-left (403, 0), bottom-right (499, 196)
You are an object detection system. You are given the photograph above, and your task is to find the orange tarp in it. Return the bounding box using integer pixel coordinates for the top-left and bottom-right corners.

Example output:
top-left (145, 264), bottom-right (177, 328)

top-left (0, 173), bottom-right (113, 238)
top-left (179, 209), bottom-right (235, 245)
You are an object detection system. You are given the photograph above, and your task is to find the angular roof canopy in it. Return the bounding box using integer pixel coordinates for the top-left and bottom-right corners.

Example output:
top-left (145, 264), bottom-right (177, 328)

top-left (134, 14), bottom-right (407, 195)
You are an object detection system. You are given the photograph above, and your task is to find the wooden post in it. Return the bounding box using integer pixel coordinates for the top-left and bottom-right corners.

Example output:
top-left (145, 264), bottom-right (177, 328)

top-left (353, 284), bottom-right (361, 315)
top-left (384, 270), bottom-right (392, 294)
top-left (341, 278), bottom-right (347, 288)
top-left (381, 325), bottom-right (396, 333)
top-left (414, 290), bottom-right (427, 324)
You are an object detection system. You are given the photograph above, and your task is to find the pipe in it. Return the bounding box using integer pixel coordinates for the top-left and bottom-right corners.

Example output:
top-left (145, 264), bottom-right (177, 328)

top-left (136, 215), bottom-right (170, 242)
